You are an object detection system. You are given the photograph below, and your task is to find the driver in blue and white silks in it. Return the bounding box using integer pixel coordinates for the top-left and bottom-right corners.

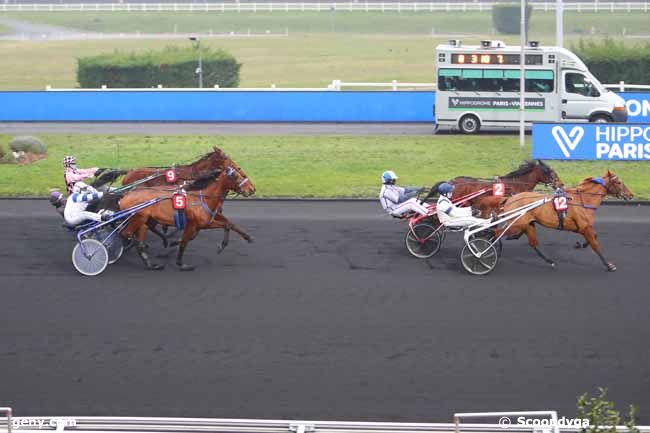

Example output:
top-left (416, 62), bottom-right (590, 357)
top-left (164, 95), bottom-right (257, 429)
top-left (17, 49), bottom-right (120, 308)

top-left (63, 181), bottom-right (113, 226)
top-left (379, 170), bottom-right (429, 217)
top-left (436, 182), bottom-right (490, 228)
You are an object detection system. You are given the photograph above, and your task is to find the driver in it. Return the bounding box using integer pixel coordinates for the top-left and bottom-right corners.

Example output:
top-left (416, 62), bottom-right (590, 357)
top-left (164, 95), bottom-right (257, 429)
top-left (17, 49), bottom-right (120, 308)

top-left (379, 170), bottom-right (429, 217)
top-left (436, 182), bottom-right (490, 228)
top-left (63, 181), bottom-right (113, 226)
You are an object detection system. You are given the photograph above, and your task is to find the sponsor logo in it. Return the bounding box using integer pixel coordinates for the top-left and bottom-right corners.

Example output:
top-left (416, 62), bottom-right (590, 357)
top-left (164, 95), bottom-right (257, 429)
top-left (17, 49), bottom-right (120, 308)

top-left (551, 125), bottom-right (584, 158)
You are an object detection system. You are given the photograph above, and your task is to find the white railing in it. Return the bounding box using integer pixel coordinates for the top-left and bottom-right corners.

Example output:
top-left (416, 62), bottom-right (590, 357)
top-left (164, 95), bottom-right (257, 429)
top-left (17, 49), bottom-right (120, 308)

top-left (42, 80), bottom-right (650, 92)
top-left (604, 82), bottom-right (650, 91)
top-left (1, 2), bottom-right (649, 12)
top-left (0, 414), bottom-right (648, 433)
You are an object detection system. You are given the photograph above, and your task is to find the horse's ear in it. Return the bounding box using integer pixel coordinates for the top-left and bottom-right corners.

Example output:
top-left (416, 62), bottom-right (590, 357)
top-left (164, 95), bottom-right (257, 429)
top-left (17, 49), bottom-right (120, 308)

top-left (537, 159), bottom-right (545, 166)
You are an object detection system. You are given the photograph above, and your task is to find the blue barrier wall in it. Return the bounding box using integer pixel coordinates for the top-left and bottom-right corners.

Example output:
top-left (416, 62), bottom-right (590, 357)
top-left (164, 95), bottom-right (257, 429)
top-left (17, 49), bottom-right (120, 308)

top-left (0, 90), bottom-right (647, 122)
top-left (0, 91), bottom-right (436, 122)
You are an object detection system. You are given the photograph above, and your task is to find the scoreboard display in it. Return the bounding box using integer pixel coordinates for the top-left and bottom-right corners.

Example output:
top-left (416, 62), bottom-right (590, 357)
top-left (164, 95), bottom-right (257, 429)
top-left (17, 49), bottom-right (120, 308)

top-left (451, 53), bottom-right (544, 65)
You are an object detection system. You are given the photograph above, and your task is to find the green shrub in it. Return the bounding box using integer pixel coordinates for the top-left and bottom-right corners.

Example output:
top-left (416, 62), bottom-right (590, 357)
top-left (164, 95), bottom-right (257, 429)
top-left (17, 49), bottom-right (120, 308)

top-left (10, 136), bottom-right (47, 154)
top-left (492, 3), bottom-right (533, 35)
top-left (572, 39), bottom-right (650, 85)
top-left (77, 46), bottom-right (241, 88)
top-left (577, 388), bottom-right (640, 433)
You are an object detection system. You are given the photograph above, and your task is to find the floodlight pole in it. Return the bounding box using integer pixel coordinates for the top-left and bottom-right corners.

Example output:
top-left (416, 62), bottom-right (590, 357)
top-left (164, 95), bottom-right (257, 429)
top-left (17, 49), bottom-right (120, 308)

top-left (519, 0), bottom-right (526, 148)
top-left (556, 0), bottom-right (564, 47)
top-left (189, 37), bottom-right (203, 88)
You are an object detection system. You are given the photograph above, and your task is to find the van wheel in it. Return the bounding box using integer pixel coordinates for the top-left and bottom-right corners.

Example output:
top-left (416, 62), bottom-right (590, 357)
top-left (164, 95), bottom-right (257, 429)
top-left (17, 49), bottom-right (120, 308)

top-left (459, 115), bottom-right (481, 134)
top-left (590, 114), bottom-right (611, 123)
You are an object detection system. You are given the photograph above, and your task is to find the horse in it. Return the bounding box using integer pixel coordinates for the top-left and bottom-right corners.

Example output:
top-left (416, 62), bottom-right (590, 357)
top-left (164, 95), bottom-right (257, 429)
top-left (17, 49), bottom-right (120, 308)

top-left (119, 163), bottom-right (256, 271)
top-left (496, 170), bottom-right (633, 272)
top-left (423, 160), bottom-right (562, 216)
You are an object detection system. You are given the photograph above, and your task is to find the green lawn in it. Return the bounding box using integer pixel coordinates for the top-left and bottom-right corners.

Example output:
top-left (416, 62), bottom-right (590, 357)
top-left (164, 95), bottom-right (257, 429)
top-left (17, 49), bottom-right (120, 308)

top-left (1, 134), bottom-right (648, 198)
top-left (4, 11), bottom-right (650, 36)
top-left (0, 23), bottom-right (11, 34)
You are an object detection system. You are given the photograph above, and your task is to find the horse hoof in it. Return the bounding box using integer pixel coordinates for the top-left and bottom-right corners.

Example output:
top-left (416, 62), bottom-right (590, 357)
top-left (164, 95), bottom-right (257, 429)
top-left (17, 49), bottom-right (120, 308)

top-left (607, 263), bottom-right (617, 272)
top-left (574, 242), bottom-right (582, 249)
top-left (247, 236), bottom-right (256, 243)
top-left (550, 262), bottom-right (556, 268)
top-left (147, 264), bottom-right (164, 271)
top-left (178, 264), bottom-right (195, 272)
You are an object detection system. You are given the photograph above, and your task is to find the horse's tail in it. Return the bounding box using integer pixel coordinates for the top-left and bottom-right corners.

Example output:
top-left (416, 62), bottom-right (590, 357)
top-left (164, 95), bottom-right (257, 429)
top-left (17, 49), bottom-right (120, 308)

top-left (422, 180), bottom-right (446, 202)
top-left (92, 169), bottom-right (127, 189)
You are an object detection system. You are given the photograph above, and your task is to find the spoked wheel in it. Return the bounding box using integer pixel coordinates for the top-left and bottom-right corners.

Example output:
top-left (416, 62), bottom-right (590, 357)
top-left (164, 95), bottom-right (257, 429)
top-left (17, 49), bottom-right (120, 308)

top-left (460, 238), bottom-right (499, 275)
top-left (471, 229), bottom-right (503, 257)
top-left (72, 239), bottom-right (109, 276)
top-left (405, 223), bottom-right (443, 259)
top-left (92, 228), bottom-right (124, 264)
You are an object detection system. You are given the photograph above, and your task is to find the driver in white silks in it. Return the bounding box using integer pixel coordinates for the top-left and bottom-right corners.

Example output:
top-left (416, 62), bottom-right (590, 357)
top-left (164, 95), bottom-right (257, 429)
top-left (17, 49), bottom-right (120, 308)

top-left (61, 155), bottom-right (113, 226)
top-left (379, 170), bottom-right (429, 217)
top-left (436, 182), bottom-right (490, 228)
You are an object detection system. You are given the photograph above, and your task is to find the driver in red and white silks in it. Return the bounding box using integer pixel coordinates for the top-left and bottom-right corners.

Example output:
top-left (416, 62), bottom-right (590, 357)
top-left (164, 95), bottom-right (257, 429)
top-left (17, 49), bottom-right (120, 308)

top-left (379, 170), bottom-right (429, 217)
top-left (436, 183), bottom-right (490, 228)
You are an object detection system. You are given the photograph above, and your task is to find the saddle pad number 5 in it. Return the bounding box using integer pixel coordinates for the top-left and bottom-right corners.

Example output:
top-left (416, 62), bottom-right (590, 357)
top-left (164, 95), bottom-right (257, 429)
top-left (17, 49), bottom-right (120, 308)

top-left (165, 169), bottom-right (177, 183)
top-left (492, 183), bottom-right (505, 197)
top-left (553, 196), bottom-right (568, 211)
top-left (172, 193), bottom-right (187, 210)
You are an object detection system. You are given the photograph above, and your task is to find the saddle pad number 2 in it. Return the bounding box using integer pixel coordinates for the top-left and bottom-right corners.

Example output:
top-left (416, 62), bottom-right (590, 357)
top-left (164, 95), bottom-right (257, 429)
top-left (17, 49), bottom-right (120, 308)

top-left (492, 183), bottom-right (505, 197)
top-left (165, 169), bottom-right (177, 183)
top-left (172, 193), bottom-right (187, 210)
top-left (553, 196), bottom-right (568, 211)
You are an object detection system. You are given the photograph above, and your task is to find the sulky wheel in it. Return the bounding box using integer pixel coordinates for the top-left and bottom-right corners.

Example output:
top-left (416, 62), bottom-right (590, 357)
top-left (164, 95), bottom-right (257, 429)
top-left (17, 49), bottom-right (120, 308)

top-left (460, 238), bottom-right (499, 276)
top-left (91, 228), bottom-right (125, 264)
top-left (471, 229), bottom-right (503, 257)
top-left (72, 239), bottom-right (109, 276)
top-left (405, 223), bottom-right (443, 259)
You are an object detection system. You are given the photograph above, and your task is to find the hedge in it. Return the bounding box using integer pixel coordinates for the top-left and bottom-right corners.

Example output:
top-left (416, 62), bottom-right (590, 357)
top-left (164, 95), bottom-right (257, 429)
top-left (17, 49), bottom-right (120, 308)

top-left (77, 46), bottom-right (241, 88)
top-left (572, 39), bottom-right (650, 85)
top-left (492, 3), bottom-right (533, 35)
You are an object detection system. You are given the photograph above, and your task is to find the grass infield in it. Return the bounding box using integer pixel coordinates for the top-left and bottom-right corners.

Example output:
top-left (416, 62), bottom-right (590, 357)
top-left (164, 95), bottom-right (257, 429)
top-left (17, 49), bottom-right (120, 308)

top-left (1, 134), bottom-right (649, 199)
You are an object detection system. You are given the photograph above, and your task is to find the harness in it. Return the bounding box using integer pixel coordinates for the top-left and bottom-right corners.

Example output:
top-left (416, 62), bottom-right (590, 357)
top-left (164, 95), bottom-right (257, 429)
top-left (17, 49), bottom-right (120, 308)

top-left (198, 190), bottom-right (224, 225)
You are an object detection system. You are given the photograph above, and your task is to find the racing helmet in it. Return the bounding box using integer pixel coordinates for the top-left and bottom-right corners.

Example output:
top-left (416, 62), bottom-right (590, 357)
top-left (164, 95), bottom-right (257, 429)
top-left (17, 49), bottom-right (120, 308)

top-left (382, 170), bottom-right (398, 185)
top-left (49, 190), bottom-right (63, 206)
top-left (63, 155), bottom-right (76, 169)
top-left (438, 182), bottom-right (455, 198)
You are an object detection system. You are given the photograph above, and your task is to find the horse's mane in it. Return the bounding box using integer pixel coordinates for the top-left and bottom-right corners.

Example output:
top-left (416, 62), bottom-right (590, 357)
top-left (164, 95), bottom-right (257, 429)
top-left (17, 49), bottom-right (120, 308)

top-left (502, 160), bottom-right (538, 178)
top-left (185, 169), bottom-right (221, 191)
top-left (191, 147), bottom-right (228, 166)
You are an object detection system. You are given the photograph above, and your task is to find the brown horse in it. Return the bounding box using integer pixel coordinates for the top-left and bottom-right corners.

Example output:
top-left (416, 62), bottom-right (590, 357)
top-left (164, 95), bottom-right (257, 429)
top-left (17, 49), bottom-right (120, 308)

top-left (120, 146), bottom-right (255, 247)
top-left (423, 160), bottom-right (562, 216)
top-left (120, 163), bottom-right (256, 271)
top-left (497, 170), bottom-right (633, 271)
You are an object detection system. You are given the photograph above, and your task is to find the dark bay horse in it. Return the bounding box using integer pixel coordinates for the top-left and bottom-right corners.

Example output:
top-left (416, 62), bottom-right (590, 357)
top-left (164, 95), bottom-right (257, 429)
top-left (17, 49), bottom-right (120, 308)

top-left (497, 170), bottom-right (633, 271)
top-left (119, 163), bottom-right (256, 271)
top-left (423, 160), bottom-right (562, 216)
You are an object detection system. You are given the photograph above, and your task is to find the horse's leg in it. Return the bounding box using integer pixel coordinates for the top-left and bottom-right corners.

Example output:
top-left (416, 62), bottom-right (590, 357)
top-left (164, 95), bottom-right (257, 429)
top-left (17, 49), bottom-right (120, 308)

top-left (213, 215), bottom-right (255, 243)
top-left (581, 226), bottom-right (616, 271)
top-left (524, 224), bottom-right (556, 267)
top-left (146, 219), bottom-right (169, 248)
top-left (176, 225), bottom-right (199, 271)
top-left (134, 220), bottom-right (164, 271)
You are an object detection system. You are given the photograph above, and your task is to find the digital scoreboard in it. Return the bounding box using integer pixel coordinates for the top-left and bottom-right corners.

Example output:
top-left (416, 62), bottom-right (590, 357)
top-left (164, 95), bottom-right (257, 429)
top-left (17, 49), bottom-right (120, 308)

top-left (451, 53), bottom-right (544, 65)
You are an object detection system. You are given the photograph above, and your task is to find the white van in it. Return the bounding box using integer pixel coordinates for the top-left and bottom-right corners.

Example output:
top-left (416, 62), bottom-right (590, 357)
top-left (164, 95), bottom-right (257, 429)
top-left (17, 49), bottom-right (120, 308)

top-left (434, 40), bottom-right (628, 133)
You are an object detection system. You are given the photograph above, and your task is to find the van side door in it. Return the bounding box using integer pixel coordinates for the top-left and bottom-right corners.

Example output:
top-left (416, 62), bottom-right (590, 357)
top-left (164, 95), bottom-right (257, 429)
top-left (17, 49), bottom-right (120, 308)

top-left (561, 71), bottom-right (601, 121)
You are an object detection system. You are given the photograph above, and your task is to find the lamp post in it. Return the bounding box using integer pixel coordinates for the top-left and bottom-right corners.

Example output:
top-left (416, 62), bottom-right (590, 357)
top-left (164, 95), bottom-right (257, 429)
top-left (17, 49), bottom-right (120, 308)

top-left (189, 36), bottom-right (203, 88)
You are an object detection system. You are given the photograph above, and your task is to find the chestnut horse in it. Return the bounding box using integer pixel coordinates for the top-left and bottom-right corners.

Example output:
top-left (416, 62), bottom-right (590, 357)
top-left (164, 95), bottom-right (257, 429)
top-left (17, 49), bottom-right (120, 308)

top-left (497, 170), bottom-right (633, 271)
top-left (423, 160), bottom-right (562, 216)
top-left (118, 146), bottom-right (255, 247)
top-left (120, 164), bottom-right (256, 271)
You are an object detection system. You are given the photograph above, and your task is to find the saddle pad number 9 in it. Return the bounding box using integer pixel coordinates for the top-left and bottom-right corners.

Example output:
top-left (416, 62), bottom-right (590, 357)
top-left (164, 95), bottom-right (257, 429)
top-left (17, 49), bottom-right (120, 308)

top-left (172, 193), bottom-right (187, 210)
top-left (553, 196), bottom-right (568, 211)
top-left (492, 183), bottom-right (505, 197)
top-left (165, 169), bottom-right (177, 183)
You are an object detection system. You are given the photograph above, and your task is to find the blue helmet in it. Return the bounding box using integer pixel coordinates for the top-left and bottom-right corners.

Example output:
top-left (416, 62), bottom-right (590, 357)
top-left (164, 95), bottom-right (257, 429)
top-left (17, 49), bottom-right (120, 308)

top-left (438, 182), bottom-right (454, 196)
top-left (382, 170), bottom-right (398, 184)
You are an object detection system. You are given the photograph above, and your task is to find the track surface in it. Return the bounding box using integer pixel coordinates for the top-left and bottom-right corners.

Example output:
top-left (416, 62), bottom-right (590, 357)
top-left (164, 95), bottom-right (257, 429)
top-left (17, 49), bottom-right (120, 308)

top-left (1, 200), bottom-right (649, 421)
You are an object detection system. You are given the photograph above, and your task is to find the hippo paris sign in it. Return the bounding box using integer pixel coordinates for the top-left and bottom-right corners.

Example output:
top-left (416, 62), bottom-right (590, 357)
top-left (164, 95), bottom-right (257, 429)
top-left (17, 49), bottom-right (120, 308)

top-left (532, 123), bottom-right (650, 160)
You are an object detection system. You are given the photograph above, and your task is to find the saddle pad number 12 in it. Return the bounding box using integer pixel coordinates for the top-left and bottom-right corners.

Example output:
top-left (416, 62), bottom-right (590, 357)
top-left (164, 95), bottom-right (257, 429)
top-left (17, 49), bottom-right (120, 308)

top-left (492, 183), bottom-right (505, 197)
top-left (165, 169), bottom-right (177, 183)
top-left (553, 196), bottom-right (568, 211)
top-left (172, 193), bottom-right (187, 210)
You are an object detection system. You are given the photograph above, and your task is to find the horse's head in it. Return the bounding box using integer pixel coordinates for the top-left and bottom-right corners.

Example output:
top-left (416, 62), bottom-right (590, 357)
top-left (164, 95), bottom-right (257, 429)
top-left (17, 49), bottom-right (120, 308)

top-left (535, 160), bottom-right (563, 188)
top-left (192, 146), bottom-right (229, 172)
top-left (221, 159), bottom-right (256, 197)
top-left (603, 170), bottom-right (634, 200)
